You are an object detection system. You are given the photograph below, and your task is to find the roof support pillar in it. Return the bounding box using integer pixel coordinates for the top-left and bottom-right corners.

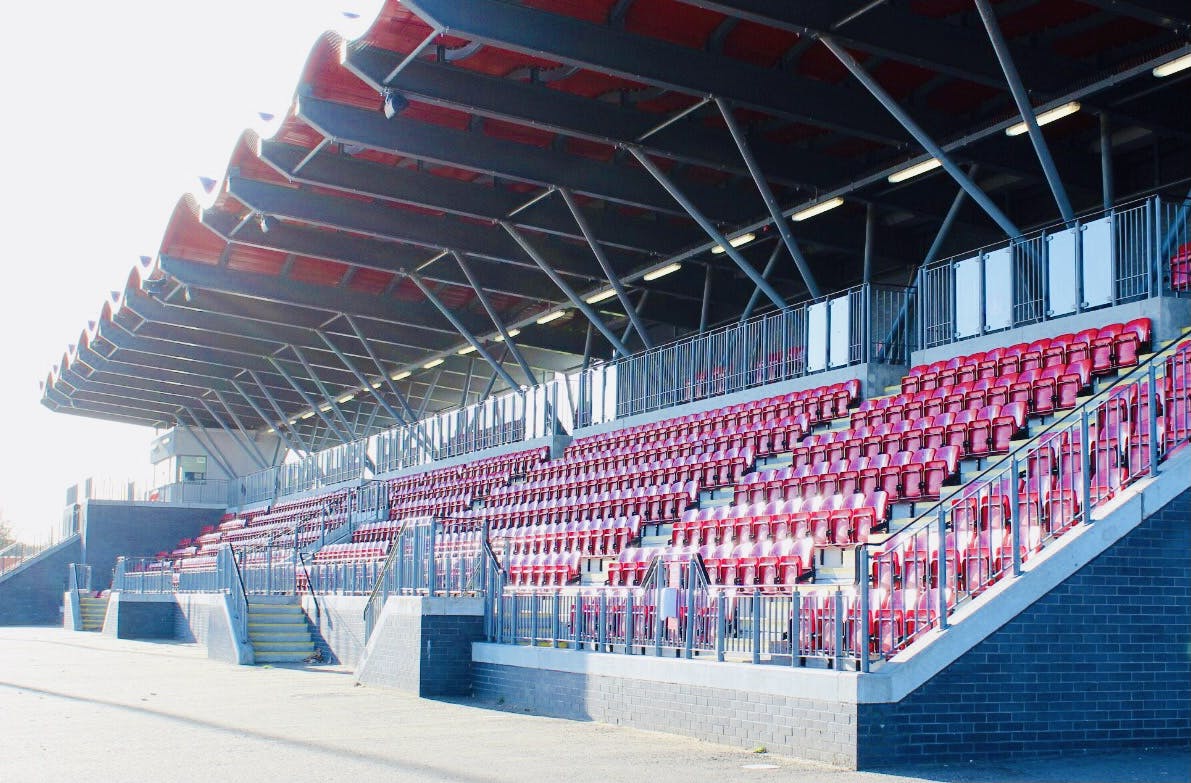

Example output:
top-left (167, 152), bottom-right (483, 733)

top-left (699, 264), bottom-right (714, 334)
top-left (406, 271), bottom-right (521, 390)
top-left (266, 358), bottom-right (351, 446)
top-left (479, 347), bottom-right (511, 403)
top-left (342, 315), bottom-right (421, 423)
top-left (460, 357), bottom-right (475, 407)
top-left (417, 367), bottom-right (445, 419)
top-left (227, 379), bottom-right (302, 459)
top-left (625, 145), bottom-right (788, 310)
top-left (288, 346), bottom-right (359, 440)
top-left (210, 389), bottom-right (272, 469)
top-left (245, 369), bottom-right (315, 456)
top-left (819, 36), bottom-right (1020, 239)
top-left (450, 251), bottom-right (536, 385)
top-left (924, 166), bottom-right (978, 267)
top-left (175, 415), bottom-right (237, 482)
top-left (741, 241), bottom-right (785, 323)
top-left (557, 188), bottom-right (653, 349)
top-left (314, 330), bottom-right (409, 427)
top-left (863, 203), bottom-right (876, 285)
top-left (500, 222), bottom-right (634, 358)
top-left (973, 0), bottom-right (1074, 224)
top-left (1100, 113), bottom-right (1114, 212)
top-left (196, 398), bottom-right (269, 471)
top-left (621, 291), bottom-right (649, 345)
top-left (715, 97), bottom-right (821, 299)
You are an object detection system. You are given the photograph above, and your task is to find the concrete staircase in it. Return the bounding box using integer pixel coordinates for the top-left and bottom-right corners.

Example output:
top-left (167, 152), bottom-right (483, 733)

top-left (246, 599), bottom-right (316, 663)
top-left (78, 596), bottom-right (107, 632)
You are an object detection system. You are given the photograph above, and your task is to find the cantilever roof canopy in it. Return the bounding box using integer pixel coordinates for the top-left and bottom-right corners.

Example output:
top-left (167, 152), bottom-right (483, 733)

top-left (43, 0), bottom-right (1191, 450)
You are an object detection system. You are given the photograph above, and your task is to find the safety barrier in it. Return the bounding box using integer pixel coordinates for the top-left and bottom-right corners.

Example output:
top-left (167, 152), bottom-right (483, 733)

top-left (918, 196), bottom-right (1181, 350)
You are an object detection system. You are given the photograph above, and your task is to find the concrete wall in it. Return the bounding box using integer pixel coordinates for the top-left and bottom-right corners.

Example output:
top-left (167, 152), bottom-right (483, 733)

top-left (81, 501), bottom-right (223, 590)
top-left (356, 596), bottom-right (484, 696)
top-left (911, 295), bottom-right (1191, 367)
top-left (0, 537), bottom-right (81, 626)
top-left (102, 593), bottom-right (177, 639)
top-left (301, 594), bottom-right (368, 667)
top-left (472, 647), bottom-right (860, 767)
top-left (856, 488), bottom-right (1190, 765)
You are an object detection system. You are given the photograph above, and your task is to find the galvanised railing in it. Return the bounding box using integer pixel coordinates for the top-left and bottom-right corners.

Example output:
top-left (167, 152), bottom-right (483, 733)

top-left (486, 336), bottom-right (1190, 669)
top-left (0, 537), bottom-right (68, 580)
top-left (573, 283), bottom-right (914, 429)
top-left (918, 195), bottom-right (1185, 350)
top-left (858, 334), bottom-right (1191, 669)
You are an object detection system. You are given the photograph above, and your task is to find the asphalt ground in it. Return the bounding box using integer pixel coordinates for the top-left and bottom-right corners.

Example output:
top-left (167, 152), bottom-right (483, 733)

top-left (0, 628), bottom-right (1185, 783)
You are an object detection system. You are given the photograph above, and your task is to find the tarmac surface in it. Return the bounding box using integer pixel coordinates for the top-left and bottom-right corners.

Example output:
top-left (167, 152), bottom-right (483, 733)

top-left (0, 627), bottom-right (1185, 783)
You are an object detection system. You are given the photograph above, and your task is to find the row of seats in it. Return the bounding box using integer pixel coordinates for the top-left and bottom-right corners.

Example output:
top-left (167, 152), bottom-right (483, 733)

top-left (901, 319), bottom-right (1150, 395)
top-left (856, 361), bottom-right (1090, 429)
top-left (483, 481), bottom-right (700, 528)
top-left (607, 538), bottom-right (816, 588)
top-left (312, 541), bottom-right (389, 563)
top-left (804, 404), bottom-right (1026, 469)
top-left (734, 447), bottom-right (961, 506)
top-left (491, 447), bottom-right (754, 504)
top-left (498, 516), bottom-right (642, 557)
top-left (504, 552), bottom-right (582, 586)
top-left (565, 381), bottom-right (859, 460)
top-left (673, 492), bottom-right (889, 548)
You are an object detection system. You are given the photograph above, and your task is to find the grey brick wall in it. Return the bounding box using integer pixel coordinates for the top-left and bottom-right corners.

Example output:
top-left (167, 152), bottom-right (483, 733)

top-left (107, 597), bottom-right (178, 639)
top-left (302, 596), bottom-right (367, 667)
top-left (81, 502), bottom-right (222, 590)
top-left (0, 538), bottom-right (80, 626)
top-left (472, 663), bottom-right (859, 767)
top-left (856, 488), bottom-right (1191, 765)
top-left (175, 595), bottom-right (212, 645)
top-left (356, 598), bottom-right (484, 697)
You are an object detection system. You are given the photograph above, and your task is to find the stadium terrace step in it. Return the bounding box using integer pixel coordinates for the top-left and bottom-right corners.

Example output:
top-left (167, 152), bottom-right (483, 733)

top-left (78, 597), bottom-right (107, 632)
top-left (246, 599), bottom-right (316, 665)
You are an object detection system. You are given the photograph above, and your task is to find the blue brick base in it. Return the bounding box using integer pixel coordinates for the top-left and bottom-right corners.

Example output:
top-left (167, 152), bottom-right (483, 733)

top-left (857, 488), bottom-right (1191, 765)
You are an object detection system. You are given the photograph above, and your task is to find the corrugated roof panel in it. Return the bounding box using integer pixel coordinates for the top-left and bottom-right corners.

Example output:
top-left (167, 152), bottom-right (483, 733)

top-left (288, 256), bottom-right (349, 286)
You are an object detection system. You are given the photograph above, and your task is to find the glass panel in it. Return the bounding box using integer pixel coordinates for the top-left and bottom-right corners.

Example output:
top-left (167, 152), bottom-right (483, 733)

top-left (807, 301), bottom-right (828, 372)
top-left (1046, 227), bottom-right (1078, 316)
top-left (954, 257), bottom-right (982, 339)
top-left (983, 247), bottom-right (1013, 332)
top-left (1081, 215), bottom-right (1114, 308)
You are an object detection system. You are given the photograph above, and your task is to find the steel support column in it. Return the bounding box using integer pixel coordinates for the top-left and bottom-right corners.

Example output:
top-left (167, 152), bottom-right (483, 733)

top-left (500, 222), bottom-right (633, 358)
top-left (741, 242), bottom-right (785, 323)
top-left (266, 358), bottom-right (352, 445)
top-left (417, 367), bottom-right (445, 419)
top-left (450, 251), bottom-right (536, 385)
top-left (699, 265), bottom-right (714, 333)
top-left (227, 379), bottom-right (303, 459)
top-left (340, 315), bottom-right (421, 424)
top-left (407, 271), bottom-right (521, 390)
top-left (1100, 113), bottom-right (1114, 212)
top-left (210, 389), bottom-right (272, 468)
top-left (863, 203), bottom-right (876, 284)
top-left (620, 291), bottom-right (649, 345)
top-left (479, 346), bottom-right (512, 403)
top-left (820, 36), bottom-right (1020, 238)
top-left (197, 398), bottom-right (269, 471)
top-left (626, 145), bottom-right (788, 309)
top-left (460, 357), bottom-right (475, 407)
top-left (314, 330), bottom-right (409, 428)
top-left (288, 346), bottom-right (359, 440)
top-left (245, 369), bottom-right (315, 456)
top-left (715, 97), bottom-right (821, 298)
top-left (557, 188), bottom-right (653, 348)
top-left (974, 0), bottom-right (1074, 223)
top-left (175, 416), bottom-right (237, 481)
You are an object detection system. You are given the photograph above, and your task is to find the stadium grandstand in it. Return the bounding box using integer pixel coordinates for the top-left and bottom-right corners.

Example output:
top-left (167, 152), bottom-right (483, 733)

top-left (3, 0), bottom-right (1188, 769)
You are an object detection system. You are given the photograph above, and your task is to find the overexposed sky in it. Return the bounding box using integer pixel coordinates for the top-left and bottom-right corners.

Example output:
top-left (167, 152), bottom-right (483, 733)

top-left (0, 1), bottom-right (383, 540)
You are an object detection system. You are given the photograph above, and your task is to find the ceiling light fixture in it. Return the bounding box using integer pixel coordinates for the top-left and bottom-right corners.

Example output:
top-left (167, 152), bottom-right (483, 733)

top-left (643, 263), bottom-right (682, 281)
top-left (710, 232), bottom-right (756, 254)
top-left (791, 197), bottom-right (845, 222)
top-left (1005, 101), bottom-right (1081, 136)
top-left (887, 158), bottom-right (942, 183)
top-left (458, 344), bottom-right (478, 355)
top-left (536, 310), bottom-right (567, 325)
top-left (494, 328), bottom-right (521, 342)
top-left (391, 370), bottom-right (411, 381)
top-left (1153, 52), bottom-right (1191, 78)
top-left (423, 358), bottom-right (444, 369)
top-left (584, 289), bottom-right (617, 304)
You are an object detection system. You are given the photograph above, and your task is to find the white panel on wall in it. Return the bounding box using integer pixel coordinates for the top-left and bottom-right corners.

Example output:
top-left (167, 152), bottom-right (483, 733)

top-left (983, 247), bottom-right (1013, 332)
top-left (1081, 215), bottom-right (1114, 308)
top-left (1046, 227), bottom-right (1079, 316)
top-left (828, 294), bottom-right (851, 368)
top-left (954, 257), bottom-right (983, 339)
top-left (807, 301), bottom-right (827, 372)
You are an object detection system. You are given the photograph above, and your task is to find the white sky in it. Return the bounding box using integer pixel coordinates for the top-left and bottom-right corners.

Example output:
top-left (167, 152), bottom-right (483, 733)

top-left (0, 1), bottom-right (383, 541)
